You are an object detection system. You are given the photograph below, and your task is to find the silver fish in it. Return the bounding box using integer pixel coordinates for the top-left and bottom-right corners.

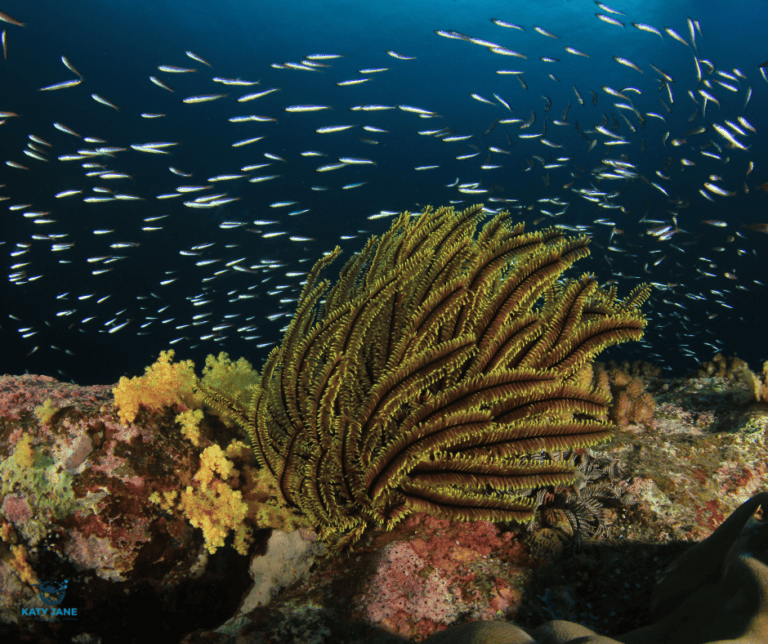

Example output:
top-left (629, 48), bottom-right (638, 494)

top-left (386, 50), bottom-right (416, 60)
top-left (594, 2), bottom-right (623, 15)
top-left (185, 51), bottom-right (211, 66)
top-left (664, 27), bottom-right (689, 46)
top-left (632, 22), bottom-right (663, 39)
top-left (157, 64), bottom-right (197, 73)
top-left (613, 56), bottom-right (644, 74)
top-left (285, 104), bottom-right (332, 112)
top-left (39, 78), bottom-right (82, 91)
top-left (534, 26), bottom-right (558, 38)
top-left (596, 14), bottom-right (624, 28)
top-left (491, 19), bottom-right (524, 31)
top-left (182, 94), bottom-right (227, 103)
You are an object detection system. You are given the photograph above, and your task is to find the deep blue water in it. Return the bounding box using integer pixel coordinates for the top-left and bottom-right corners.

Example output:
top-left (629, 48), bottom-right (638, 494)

top-left (1, 0), bottom-right (767, 385)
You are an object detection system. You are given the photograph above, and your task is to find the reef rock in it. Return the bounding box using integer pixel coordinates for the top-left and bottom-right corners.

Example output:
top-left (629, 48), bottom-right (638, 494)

top-left (0, 375), bottom-right (253, 643)
top-left (422, 492), bottom-right (768, 643)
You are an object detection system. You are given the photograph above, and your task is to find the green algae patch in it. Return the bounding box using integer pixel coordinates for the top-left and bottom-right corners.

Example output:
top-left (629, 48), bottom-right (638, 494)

top-left (0, 436), bottom-right (97, 521)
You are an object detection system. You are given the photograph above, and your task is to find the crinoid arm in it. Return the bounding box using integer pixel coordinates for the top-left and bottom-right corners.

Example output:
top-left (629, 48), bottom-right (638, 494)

top-left (210, 205), bottom-right (650, 553)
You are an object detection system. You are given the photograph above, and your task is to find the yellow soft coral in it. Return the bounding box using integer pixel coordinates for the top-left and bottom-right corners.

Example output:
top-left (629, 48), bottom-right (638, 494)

top-left (176, 409), bottom-right (205, 446)
top-left (179, 442), bottom-right (251, 554)
top-left (149, 490), bottom-right (179, 513)
top-left (178, 440), bottom-right (310, 554)
top-left (194, 444), bottom-right (240, 489)
top-left (201, 352), bottom-right (260, 394)
top-left (180, 482), bottom-right (250, 555)
top-left (10, 544), bottom-right (38, 585)
top-left (0, 520), bottom-right (13, 543)
top-left (113, 350), bottom-right (198, 424)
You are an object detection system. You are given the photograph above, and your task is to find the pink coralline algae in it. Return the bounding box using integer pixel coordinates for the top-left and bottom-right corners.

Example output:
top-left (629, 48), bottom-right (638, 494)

top-left (360, 541), bottom-right (461, 628)
top-left (2, 495), bottom-right (33, 524)
top-left (352, 513), bottom-right (533, 641)
top-left (0, 374), bottom-right (113, 422)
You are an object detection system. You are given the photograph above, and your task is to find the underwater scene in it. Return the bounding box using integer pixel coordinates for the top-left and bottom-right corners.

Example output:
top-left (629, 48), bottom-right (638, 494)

top-left (1, 0), bottom-right (767, 384)
top-left (4, 3), bottom-right (768, 644)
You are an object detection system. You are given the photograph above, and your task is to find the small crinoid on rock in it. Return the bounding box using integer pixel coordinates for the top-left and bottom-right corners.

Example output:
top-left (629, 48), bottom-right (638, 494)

top-left (521, 448), bottom-right (627, 558)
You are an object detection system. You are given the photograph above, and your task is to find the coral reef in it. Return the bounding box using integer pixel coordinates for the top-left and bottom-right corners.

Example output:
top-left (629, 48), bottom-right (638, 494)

top-left (180, 366), bottom-right (768, 643)
top-left (3, 357), bottom-right (768, 642)
top-left (691, 353), bottom-right (768, 402)
top-left (523, 448), bottom-right (627, 557)
top-left (199, 204), bottom-right (651, 553)
top-left (690, 353), bottom-right (752, 380)
top-left (687, 353), bottom-right (768, 404)
top-left (0, 374), bottom-right (253, 643)
top-left (6, 214), bottom-right (768, 643)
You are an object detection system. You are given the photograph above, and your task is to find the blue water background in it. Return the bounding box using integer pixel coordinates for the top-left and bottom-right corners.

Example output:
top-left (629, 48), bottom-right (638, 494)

top-left (1, 0), bottom-right (766, 384)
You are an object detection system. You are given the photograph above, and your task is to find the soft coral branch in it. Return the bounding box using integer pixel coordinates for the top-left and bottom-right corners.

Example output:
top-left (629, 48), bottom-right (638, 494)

top-left (113, 350), bottom-right (198, 424)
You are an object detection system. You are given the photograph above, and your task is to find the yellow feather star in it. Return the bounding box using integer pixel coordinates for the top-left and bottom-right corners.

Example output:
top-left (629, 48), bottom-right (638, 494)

top-left (199, 205), bottom-right (651, 553)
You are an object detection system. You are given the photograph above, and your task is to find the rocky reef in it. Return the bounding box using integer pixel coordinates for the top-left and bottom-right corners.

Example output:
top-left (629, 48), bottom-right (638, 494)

top-left (1, 359), bottom-right (767, 643)
top-left (422, 491), bottom-right (768, 643)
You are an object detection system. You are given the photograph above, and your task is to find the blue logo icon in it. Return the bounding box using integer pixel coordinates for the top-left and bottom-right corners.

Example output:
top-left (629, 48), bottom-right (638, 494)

top-left (33, 579), bottom-right (68, 606)
top-left (21, 579), bottom-right (78, 620)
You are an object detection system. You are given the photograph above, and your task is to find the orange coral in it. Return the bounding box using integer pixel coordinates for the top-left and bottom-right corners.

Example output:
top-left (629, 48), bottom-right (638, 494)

top-left (10, 544), bottom-right (38, 585)
top-left (594, 362), bottom-right (656, 427)
top-left (691, 355), bottom-right (768, 404)
top-left (0, 520), bottom-right (13, 543)
top-left (113, 350), bottom-right (198, 424)
top-left (691, 353), bottom-right (750, 380)
top-left (1, 521), bottom-right (37, 585)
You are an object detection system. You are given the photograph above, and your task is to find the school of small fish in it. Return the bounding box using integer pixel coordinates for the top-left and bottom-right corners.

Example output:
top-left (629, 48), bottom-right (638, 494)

top-left (2, 3), bottom-right (767, 376)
